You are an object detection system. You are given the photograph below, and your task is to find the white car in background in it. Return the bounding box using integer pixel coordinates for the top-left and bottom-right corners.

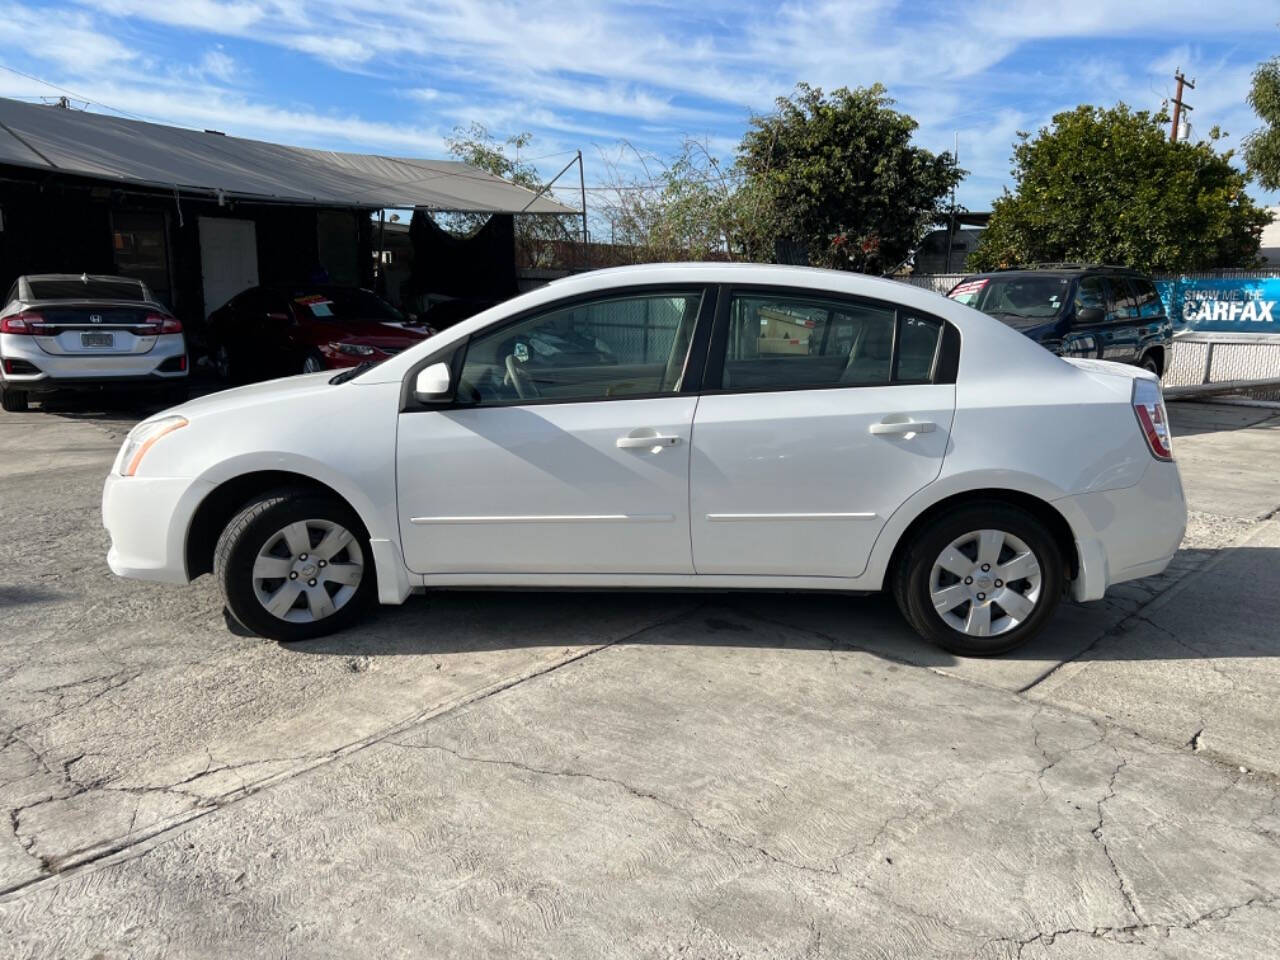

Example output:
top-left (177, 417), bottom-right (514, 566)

top-left (0, 274), bottom-right (188, 412)
top-left (102, 263), bottom-right (1186, 656)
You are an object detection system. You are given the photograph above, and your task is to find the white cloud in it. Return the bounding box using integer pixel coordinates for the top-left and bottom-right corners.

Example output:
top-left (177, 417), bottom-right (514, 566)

top-left (10, 0), bottom-right (1278, 207)
top-left (197, 48), bottom-right (239, 83)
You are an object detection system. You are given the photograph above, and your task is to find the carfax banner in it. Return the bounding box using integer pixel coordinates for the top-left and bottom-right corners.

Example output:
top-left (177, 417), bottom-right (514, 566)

top-left (1155, 276), bottom-right (1280, 334)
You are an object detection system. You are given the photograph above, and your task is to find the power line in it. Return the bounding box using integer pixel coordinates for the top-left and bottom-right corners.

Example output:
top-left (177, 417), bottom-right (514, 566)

top-left (0, 63), bottom-right (155, 124)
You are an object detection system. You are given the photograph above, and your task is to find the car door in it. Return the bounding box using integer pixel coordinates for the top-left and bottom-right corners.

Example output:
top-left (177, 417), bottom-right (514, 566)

top-left (1063, 276), bottom-right (1106, 360)
top-left (396, 287), bottom-right (711, 575)
top-left (1129, 276), bottom-right (1169, 364)
top-left (1103, 276), bottom-right (1142, 362)
top-left (689, 288), bottom-right (957, 579)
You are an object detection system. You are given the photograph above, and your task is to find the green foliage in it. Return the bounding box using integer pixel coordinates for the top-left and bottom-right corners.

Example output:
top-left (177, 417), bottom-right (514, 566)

top-left (1245, 56), bottom-right (1280, 191)
top-left (444, 123), bottom-right (575, 266)
top-left (970, 104), bottom-right (1270, 273)
top-left (602, 140), bottom-right (773, 262)
top-left (737, 83), bottom-right (962, 273)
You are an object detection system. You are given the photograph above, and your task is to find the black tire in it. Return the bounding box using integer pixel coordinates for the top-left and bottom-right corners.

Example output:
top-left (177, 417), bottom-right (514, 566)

top-left (892, 502), bottom-right (1064, 656)
top-left (1, 389), bottom-right (29, 413)
top-left (212, 343), bottom-right (240, 383)
top-left (213, 490), bottom-right (375, 642)
top-left (301, 350), bottom-right (326, 375)
top-left (1140, 353), bottom-right (1160, 377)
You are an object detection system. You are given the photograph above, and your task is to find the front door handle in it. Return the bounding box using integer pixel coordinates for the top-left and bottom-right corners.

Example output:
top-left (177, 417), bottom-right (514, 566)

top-left (617, 434), bottom-right (682, 449)
top-left (869, 419), bottom-right (936, 436)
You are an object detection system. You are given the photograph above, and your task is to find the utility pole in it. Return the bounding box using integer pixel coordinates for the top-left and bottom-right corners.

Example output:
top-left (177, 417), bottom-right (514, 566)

top-left (944, 132), bottom-right (958, 272)
top-left (1170, 70), bottom-right (1195, 142)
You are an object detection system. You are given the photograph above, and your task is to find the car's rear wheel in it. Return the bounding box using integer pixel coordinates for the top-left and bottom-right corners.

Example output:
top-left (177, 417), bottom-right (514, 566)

top-left (212, 343), bottom-right (238, 383)
top-left (214, 491), bottom-right (374, 641)
top-left (893, 503), bottom-right (1064, 656)
top-left (1, 389), bottom-right (29, 413)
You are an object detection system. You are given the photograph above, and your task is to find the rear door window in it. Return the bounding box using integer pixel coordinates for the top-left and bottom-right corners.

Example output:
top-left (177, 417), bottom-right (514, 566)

top-left (716, 292), bottom-right (949, 391)
top-left (1110, 278), bottom-right (1141, 321)
top-left (1130, 277), bottom-right (1165, 318)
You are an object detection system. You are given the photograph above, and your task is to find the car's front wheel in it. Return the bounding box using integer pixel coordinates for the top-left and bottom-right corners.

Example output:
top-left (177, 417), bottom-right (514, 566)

top-left (893, 503), bottom-right (1064, 656)
top-left (214, 491), bottom-right (374, 641)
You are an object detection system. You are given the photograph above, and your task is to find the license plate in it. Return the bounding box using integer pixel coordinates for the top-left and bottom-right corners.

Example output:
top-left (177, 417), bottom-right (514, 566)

top-left (81, 332), bottom-right (114, 348)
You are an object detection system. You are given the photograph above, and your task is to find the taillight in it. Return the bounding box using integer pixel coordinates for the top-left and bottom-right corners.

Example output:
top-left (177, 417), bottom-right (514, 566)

top-left (1133, 378), bottom-right (1173, 461)
top-left (144, 313), bottom-right (182, 334)
top-left (0, 312), bottom-right (42, 334)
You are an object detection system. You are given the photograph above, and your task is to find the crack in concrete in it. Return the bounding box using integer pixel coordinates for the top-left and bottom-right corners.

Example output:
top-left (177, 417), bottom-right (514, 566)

top-left (386, 737), bottom-right (838, 880)
top-left (1090, 755), bottom-right (1142, 925)
top-left (0, 605), bottom-right (704, 899)
top-left (985, 891), bottom-right (1280, 956)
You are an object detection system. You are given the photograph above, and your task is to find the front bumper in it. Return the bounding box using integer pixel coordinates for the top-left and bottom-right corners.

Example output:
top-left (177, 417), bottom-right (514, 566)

top-left (1055, 459), bottom-right (1187, 602)
top-left (103, 472), bottom-right (212, 584)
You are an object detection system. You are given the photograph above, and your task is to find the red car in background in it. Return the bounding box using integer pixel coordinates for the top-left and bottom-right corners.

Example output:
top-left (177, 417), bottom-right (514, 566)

top-left (206, 285), bottom-right (429, 383)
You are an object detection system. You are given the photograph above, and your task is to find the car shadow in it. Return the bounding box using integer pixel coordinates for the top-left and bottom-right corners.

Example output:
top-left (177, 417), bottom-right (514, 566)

top-left (279, 543), bottom-right (1280, 672)
top-left (1168, 401), bottom-right (1280, 439)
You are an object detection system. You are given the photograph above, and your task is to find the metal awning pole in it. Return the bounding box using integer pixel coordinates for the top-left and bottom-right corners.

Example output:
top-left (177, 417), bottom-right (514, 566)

top-left (517, 155), bottom-right (581, 213)
top-left (578, 150), bottom-right (587, 251)
top-left (377, 209), bottom-right (386, 290)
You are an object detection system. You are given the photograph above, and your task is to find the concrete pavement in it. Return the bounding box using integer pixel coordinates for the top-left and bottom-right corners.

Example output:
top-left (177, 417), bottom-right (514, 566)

top-left (1, 400), bottom-right (1279, 958)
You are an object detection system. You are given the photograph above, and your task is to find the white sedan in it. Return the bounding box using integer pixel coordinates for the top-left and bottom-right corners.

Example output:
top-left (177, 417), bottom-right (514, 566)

top-left (102, 264), bottom-right (1186, 655)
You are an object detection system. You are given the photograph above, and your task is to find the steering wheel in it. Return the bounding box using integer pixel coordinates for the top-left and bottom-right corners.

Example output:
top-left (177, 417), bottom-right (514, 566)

top-left (503, 354), bottom-right (541, 400)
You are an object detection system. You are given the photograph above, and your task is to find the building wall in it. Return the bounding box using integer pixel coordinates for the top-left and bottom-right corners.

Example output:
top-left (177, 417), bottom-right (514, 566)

top-left (0, 166), bottom-right (373, 347)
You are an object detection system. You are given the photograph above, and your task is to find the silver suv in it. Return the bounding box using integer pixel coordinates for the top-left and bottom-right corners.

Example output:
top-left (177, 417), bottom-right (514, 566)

top-left (0, 274), bottom-right (188, 412)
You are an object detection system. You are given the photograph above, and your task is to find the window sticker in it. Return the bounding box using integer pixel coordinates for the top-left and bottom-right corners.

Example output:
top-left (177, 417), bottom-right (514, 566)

top-left (947, 278), bottom-right (988, 305)
top-left (294, 295), bottom-right (335, 317)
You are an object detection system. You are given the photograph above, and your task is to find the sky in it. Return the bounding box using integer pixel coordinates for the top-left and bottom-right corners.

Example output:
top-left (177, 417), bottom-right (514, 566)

top-left (0, 0), bottom-right (1277, 231)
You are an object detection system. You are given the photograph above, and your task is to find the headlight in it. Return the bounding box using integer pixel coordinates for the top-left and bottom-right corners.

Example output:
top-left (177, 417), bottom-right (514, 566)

top-left (118, 416), bottom-right (188, 476)
top-left (333, 342), bottom-right (376, 356)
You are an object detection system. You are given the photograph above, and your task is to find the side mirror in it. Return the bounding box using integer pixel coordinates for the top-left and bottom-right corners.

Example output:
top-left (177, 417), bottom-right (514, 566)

top-left (413, 362), bottom-right (452, 403)
top-left (1075, 306), bottom-right (1105, 325)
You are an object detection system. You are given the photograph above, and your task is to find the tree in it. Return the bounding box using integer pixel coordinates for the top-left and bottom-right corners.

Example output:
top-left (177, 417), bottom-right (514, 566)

top-left (444, 123), bottom-right (576, 266)
top-left (599, 139), bottom-right (773, 263)
top-left (970, 104), bottom-right (1270, 273)
top-left (1245, 56), bottom-right (1280, 191)
top-left (736, 83), bottom-right (962, 274)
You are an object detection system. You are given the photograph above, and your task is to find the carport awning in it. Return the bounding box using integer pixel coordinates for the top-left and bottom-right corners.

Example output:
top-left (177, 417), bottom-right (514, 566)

top-left (0, 97), bottom-right (576, 214)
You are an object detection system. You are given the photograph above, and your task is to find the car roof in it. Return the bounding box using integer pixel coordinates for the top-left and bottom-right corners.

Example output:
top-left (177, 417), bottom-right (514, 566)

top-left (355, 261), bottom-right (1078, 388)
top-left (963, 265), bottom-right (1146, 279)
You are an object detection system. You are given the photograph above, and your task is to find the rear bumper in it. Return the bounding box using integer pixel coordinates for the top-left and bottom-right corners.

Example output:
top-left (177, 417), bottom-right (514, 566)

top-left (1054, 459), bottom-right (1187, 602)
top-left (103, 472), bottom-right (212, 584)
top-left (1, 332), bottom-right (187, 390)
top-left (4, 374), bottom-right (187, 394)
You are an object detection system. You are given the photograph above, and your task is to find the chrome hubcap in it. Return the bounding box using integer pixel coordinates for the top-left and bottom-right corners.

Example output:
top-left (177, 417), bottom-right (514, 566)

top-left (929, 529), bottom-right (1042, 638)
top-left (303, 355), bottom-right (323, 373)
top-left (252, 519), bottom-right (363, 623)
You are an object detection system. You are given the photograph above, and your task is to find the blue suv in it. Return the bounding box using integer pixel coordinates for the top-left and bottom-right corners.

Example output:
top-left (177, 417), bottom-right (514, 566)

top-left (948, 264), bottom-right (1173, 377)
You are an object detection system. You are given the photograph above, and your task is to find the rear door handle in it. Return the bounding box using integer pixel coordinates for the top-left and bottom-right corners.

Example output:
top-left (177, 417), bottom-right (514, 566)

top-left (869, 420), bottom-right (936, 436)
top-left (617, 434), bottom-right (683, 449)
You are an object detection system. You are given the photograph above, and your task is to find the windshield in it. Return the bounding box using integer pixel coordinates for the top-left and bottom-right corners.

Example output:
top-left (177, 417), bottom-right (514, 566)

top-left (29, 278), bottom-right (146, 302)
top-left (949, 276), bottom-right (1069, 320)
top-left (290, 288), bottom-right (406, 323)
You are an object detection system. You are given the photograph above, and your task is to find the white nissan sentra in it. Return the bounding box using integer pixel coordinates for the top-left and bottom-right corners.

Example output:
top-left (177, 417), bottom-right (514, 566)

top-left (102, 264), bottom-right (1186, 655)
